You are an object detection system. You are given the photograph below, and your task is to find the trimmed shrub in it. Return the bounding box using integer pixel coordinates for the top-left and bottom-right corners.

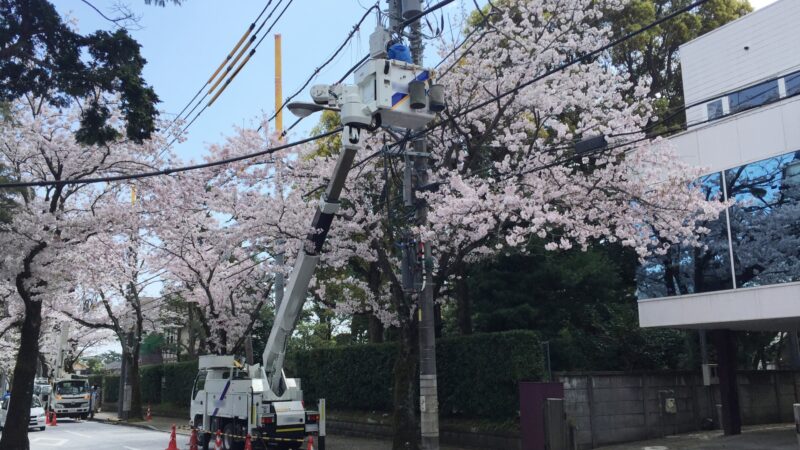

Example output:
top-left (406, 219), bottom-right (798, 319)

top-left (102, 375), bottom-right (120, 403)
top-left (162, 360), bottom-right (198, 405)
top-left (140, 364), bottom-right (163, 404)
top-left (289, 342), bottom-right (396, 412)
top-left (288, 330), bottom-right (542, 418)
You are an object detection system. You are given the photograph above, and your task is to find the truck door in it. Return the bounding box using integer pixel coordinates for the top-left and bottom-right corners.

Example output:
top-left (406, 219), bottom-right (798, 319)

top-left (191, 370), bottom-right (208, 423)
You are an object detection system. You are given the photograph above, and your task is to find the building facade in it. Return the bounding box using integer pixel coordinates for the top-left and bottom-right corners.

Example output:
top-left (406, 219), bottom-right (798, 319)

top-left (637, 0), bottom-right (800, 332)
top-left (635, 0), bottom-right (800, 435)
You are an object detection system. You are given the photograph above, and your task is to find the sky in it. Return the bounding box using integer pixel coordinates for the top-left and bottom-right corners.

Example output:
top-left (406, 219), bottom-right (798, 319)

top-left (51, 0), bottom-right (474, 164)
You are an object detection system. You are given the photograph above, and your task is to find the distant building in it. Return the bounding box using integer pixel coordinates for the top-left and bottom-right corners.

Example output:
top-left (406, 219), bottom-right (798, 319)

top-left (636, 0), bottom-right (800, 434)
top-left (102, 361), bottom-right (122, 375)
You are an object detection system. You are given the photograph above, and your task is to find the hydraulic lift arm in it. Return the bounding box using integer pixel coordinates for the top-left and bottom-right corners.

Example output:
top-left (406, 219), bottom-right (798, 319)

top-left (262, 124), bottom-right (364, 394)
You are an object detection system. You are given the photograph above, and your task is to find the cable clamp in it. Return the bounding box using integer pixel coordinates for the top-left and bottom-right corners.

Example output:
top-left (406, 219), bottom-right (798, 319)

top-left (319, 196), bottom-right (340, 214)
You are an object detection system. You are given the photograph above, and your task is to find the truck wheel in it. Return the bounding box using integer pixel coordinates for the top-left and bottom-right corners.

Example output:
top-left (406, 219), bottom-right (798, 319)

top-left (222, 421), bottom-right (244, 450)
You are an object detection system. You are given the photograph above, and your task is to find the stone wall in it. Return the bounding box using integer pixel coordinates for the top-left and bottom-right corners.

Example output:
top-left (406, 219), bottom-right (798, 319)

top-left (557, 370), bottom-right (800, 449)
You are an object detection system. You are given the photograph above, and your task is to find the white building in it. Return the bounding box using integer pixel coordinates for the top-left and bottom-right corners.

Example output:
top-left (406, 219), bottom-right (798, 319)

top-left (635, 0), bottom-right (800, 434)
top-left (637, 0), bottom-right (800, 333)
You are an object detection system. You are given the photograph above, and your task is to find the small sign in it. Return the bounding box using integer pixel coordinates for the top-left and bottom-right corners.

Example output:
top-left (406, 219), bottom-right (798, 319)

top-left (122, 385), bottom-right (132, 412)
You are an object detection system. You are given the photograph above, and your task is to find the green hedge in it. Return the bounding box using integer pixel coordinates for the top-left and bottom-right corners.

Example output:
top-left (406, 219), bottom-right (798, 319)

top-left (161, 360), bottom-right (198, 404)
top-left (102, 375), bottom-right (120, 403)
top-left (288, 330), bottom-right (542, 418)
top-left (140, 365), bottom-right (163, 404)
top-left (289, 342), bottom-right (396, 411)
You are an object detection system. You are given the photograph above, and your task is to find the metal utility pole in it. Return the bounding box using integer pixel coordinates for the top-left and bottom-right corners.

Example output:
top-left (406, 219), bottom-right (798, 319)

top-left (389, 0), bottom-right (440, 448)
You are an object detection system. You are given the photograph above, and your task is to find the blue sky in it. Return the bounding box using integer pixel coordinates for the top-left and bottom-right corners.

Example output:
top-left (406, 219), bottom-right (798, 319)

top-left (51, 0), bottom-right (473, 164)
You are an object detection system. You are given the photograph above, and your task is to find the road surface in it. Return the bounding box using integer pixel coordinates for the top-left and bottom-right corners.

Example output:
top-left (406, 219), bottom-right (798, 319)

top-left (0, 419), bottom-right (462, 450)
top-left (1, 419), bottom-right (189, 450)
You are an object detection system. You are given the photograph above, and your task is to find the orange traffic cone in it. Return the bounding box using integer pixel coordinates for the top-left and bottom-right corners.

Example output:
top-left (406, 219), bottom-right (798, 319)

top-left (188, 428), bottom-right (199, 450)
top-left (146, 404), bottom-right (152, 421)
top-left (307, 435), bottom-right (314, 450)
top-left (243, 433), bottom-right (253, 450)
top-left (214, 429), bottom-right (222, 450)
top-left (45, 411), bottom-right (51, 426)
top-left (50, 411), bottom-right (58, 427)
top-left (165, 424), bottom-right (178, 450)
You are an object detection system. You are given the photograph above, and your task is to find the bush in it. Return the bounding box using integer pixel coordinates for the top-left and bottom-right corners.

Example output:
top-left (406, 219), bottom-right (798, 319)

top-left (288, 330), bottom-right (542, 419)
top-left (162, 360), bottom-right (198, 404)
top-left (289, 342), bottom-right (396, 411)
top-left (140, 364), bottom-right (164, 404)
top-left (102, 375), bottom-right (120, 403)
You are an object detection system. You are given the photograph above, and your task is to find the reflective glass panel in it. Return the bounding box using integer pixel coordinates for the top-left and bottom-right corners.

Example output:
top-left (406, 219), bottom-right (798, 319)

top-left (637, 172), bottom-right (733, 299)
top-left (726, 151), bottom-right (800, 287)
top-left (729, 80), bottom-right (779, 114)
top-left (707, 99), bottom-right (724, 121)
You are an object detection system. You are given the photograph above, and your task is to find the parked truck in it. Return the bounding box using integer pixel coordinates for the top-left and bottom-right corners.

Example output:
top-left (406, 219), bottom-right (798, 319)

top-left (189, 29), bottom-right (442, 449)
top-left (49, 375), bottom-right (91, 419)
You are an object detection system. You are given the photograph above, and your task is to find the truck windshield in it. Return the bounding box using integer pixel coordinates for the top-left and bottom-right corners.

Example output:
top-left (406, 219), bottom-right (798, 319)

top-left (55, 381), bottom-right (87, 395)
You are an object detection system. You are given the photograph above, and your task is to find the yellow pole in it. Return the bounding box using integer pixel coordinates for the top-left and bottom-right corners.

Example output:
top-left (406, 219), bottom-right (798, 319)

top-left (274, 34), bottom-right (283, 138)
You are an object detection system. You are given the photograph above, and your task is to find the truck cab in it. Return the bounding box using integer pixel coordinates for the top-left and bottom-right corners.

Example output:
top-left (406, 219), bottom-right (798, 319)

top-left (50, 376), bottom-right (91, 419)
top-left (189, 355), bottom-right (318, 450)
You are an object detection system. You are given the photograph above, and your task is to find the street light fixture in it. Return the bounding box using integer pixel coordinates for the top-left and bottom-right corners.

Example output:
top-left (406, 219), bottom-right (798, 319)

top-left (286, 102), bottom-right (340, 118)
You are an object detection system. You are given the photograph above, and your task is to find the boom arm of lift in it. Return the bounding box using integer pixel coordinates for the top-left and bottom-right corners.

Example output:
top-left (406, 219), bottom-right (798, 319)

top-left (262, 125), bottom-right (363, 394)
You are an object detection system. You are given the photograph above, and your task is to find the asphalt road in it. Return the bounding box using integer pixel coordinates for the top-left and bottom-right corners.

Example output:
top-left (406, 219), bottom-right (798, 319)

top-left (1, 419), bottom-right (189, 450)
top-left (1, 419), bottom-right (467, 450)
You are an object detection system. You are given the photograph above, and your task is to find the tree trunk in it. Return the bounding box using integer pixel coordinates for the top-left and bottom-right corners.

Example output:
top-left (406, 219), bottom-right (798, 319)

top-left (392, 317), bottom-right (419, 450)
top-left (0, 299), bottom-right (42, 450)
top-left (128, 344), bottom-right (143, 420)
top-left (368, 314), bottom-right (384, 343)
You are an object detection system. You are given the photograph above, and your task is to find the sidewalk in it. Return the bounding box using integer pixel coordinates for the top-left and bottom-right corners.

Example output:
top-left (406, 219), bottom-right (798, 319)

top-left (595, 423), bottom-right (797, 450)
top-left (89, 412), bottom-right (465, 450)
top-left (91, 411), bottom-right (190, 435)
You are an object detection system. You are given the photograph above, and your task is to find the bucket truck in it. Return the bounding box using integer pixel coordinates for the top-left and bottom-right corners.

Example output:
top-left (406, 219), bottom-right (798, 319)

top-left (189, 28), bottom-right (444, 450)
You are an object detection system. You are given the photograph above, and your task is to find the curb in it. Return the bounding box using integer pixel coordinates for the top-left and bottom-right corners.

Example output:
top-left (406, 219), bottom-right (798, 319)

top-left (89, 416), bottom-right (170, 433)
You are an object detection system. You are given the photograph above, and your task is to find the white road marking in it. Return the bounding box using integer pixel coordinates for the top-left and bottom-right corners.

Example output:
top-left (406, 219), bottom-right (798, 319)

top-left (30, 437), bottom-right (68, 447)
top-left (63, 430), bottom-right (91, 438)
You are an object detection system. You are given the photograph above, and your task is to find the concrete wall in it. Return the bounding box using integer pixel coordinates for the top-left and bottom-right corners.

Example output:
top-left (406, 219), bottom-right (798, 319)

top-left (558, 370), bottom-right (800, 449)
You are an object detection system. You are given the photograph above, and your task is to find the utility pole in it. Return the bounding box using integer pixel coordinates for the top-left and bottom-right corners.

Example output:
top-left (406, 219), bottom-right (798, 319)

top-left (389, 1), bottom-right (440, 448)
top-left (274, 33), bottom-right (285, 311)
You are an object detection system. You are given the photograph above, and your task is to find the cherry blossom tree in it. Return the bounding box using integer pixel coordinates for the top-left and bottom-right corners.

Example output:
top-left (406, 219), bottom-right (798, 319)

top-left (148, 129), bottom-right (279, 356)
top-left (231, 0), bottom-right (729, 445)
top-left (62, 212), bottom-right (165, 419)
top-left (0, 99), bottom-right (164, 449)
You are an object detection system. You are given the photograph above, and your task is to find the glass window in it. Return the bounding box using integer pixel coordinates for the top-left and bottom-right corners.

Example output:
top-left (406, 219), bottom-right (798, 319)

top-left (785, 71), bottom-right (800, 98)
top-left (31, 396), bottom-right (41, 408)
top-left (637, 172), bottom-right (733, 299)
top-left (726, 151), bottom-right (800, 288)
top-left (192, 370), bottom-right (207, 400)
top-left (729, 80), bottom-right (779, 114)
top-left (55, 381), bottom-right (87, 395)
top-left (707, 99), bottom-right (724, 121)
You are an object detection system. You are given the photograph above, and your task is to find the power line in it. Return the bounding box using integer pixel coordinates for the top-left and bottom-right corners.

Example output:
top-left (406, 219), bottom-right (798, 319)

top-left (162, 0), bottom-right (293, 150)
top-left (0, 0), bottom-right (712, 190)
top-left (258, 3), bottom-right (380, 133)
top-left (164, 0), bottom-right (278, 134)
top-left (0, 128), bottom-right (341, 189)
